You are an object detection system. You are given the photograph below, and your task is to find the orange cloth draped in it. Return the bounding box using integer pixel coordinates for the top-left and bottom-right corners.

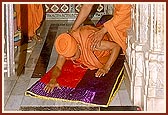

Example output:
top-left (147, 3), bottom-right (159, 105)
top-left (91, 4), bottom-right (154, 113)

top-left (103, 4), bottom-right (131, 54)
top-left (15, 4), bottom-right (43, 38)
top-left (70, 25), bottom-right (111, 70)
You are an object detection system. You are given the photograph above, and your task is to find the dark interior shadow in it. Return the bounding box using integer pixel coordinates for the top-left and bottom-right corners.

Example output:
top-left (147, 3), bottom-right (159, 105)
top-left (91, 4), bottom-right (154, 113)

top-left (16, 4), bottom-right (28, 76)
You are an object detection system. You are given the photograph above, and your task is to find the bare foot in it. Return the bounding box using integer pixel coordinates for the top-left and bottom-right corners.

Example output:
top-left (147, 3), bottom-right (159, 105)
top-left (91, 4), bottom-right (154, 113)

top-left (33, 34), bottom-right (42, 42)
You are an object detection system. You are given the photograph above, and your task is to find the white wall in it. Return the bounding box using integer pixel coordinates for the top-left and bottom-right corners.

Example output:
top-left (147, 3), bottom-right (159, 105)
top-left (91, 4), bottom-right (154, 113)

top-left (125, 3), bottom-right (166, 112)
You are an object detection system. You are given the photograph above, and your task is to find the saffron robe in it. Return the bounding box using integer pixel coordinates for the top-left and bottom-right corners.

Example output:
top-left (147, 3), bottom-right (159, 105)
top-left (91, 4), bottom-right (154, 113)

top-left (15, 4), bottom-right (44, 38)
top-left (104, 4), bottom-right (131, 54)
top-left (70, 25), bottom-right (111, 70)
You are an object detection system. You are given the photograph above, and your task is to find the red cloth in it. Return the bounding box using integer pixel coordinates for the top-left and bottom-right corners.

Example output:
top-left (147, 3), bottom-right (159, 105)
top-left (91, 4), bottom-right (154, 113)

top-left (40, 60), bottom-right (87, 88)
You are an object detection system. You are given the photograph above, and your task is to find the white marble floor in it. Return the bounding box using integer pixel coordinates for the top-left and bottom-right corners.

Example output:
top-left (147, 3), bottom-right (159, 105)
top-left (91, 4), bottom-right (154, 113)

top-left (3, 20), bottom-right (133, 112)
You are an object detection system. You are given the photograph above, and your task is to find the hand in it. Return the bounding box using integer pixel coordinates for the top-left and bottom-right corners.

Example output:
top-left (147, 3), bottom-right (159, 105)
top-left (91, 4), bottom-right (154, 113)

top-left (89, 27), bottom-right (107, 50)
top-left (95, 66), bottom-right (110, 78)
top-left (43, 79), bottom-right (61, 93)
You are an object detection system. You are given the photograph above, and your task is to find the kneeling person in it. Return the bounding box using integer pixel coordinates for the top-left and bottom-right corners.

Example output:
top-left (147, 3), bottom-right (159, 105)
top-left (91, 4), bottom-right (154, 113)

top-left (44, 25), bottom-right (121, 93)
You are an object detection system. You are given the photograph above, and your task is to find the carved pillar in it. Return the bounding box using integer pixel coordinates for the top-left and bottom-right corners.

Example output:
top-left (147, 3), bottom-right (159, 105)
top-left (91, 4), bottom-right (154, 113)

top-left (125, 3), bottom-right (165, 112)
top-left (145, 3), bottom-right (165, 111)
top-left (3, 4), bottom-right (15, 77)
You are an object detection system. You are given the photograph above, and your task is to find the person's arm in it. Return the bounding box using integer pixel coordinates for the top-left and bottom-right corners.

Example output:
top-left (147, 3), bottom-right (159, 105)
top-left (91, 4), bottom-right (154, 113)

top-left (103, 4), bottom-right (132, 54)
top-left (90, 4), bottom-right (131, 53)
top-left (89, 27), bottom-right (108, 50)
top-left (71, 4), bottom-right (94, 31)
top-left (94, 40), bottom-right (121, 77)
top-left (43, 55), bottom-right (66, 93)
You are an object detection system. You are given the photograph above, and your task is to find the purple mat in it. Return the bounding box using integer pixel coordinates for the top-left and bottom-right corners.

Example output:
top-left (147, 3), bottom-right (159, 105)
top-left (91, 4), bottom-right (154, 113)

top-left (25, 54), bottom-right (125, 107)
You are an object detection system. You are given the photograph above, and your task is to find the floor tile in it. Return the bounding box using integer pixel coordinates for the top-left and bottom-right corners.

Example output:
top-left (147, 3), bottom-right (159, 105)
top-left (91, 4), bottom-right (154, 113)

top-left (118, 90), bottom-right (132, 106)
top-left (4, 80), bottom-right (17, 95)
top-left (26, 78), bottom-right (40, 88)
top-left (18, 68), bottom-right (34, 80)
top-left (3, 80), bottom-right (17, 105)
top-left (10, 79), bottom-right (30, 95)
top-left (119, 81), bottom-right (127, 90)
top-left (109, 93), bottom-right (121, 106)
top-left (21, 96), bottom-right (55, 106)
top-left (46, 47), bottom-right (58, 71)
top-left (4, 95), bottom-right (24, 110)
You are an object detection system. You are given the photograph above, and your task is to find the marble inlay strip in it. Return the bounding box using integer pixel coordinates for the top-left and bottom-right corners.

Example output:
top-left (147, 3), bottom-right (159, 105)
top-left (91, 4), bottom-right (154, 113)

top-left (19, 106), bottom-right (99, 111)
top-left (32, 24), bottom-right (58, 78)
